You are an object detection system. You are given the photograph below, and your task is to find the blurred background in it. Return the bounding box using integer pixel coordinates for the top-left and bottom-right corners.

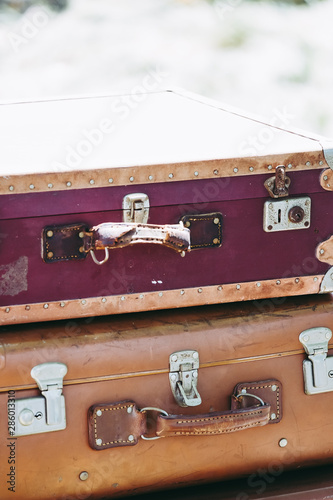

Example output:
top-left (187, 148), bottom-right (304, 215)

top-left (0, 0), bottom-right (332, 136)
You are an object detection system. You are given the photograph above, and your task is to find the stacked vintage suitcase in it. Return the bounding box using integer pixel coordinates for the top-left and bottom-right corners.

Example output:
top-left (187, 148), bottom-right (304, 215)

top-left (1, 89), bottom-right (333, 499)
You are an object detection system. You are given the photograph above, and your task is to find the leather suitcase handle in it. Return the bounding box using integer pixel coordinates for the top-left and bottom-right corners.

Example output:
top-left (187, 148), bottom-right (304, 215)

top-left (83, 222), bottom-right (191, 264)
top-left (155, 400), bottom-right (271, 438)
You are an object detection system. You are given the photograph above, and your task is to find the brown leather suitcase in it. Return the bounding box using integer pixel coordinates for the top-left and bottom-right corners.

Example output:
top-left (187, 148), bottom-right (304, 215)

top-left (2, 89), bottom-right (333, 326)
top-left (1, 294), bottom-right (333, 499)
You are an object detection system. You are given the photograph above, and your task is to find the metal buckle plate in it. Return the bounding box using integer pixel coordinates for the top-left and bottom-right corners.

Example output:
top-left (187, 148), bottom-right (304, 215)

top-left (12, 362), bottom-right (67, 437)
top-left (299, 327), bottom-right (333, 394)
top-left (123, 193), bottom-right (149, 224)
top-left (169, 350), bottom-right (202, 407)
top-left (263, 197), bottom-right (311, 233)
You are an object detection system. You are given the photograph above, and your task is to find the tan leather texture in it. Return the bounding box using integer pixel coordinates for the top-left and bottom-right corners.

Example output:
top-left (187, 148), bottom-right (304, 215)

top-left (1, 295), bottom-right (333, 499)
top-left (88, 401), bottom-right (146, 450)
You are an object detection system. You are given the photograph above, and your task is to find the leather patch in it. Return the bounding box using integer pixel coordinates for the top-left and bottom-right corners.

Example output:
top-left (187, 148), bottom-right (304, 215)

top-left (231, 379), bottom-right (282, 424)
top-left (180, 213), bottom-right (222, 249)
top-left (42, 224), bottom-right (88, 263)
top-left (88, 401), bottom-right (146, 450)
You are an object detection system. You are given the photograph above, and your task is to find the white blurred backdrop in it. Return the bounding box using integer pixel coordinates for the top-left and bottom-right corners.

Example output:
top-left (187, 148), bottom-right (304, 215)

top-left (0, 0), bottom-right (332, 136)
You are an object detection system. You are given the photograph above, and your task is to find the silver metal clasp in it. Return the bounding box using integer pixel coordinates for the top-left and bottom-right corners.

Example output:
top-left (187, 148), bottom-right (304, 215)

top-left (263, 196), bottom-right (311, 233)
top-left (169, 350), bottom-right (202, 407)
top-left (123, 193), bottom-right (149, 224)
top-left (12, 362), bottom-right (67, 437)
top-left (299, 327), bottom-right (333, 394)
top-left (264, 165), bottom-right (290, 199)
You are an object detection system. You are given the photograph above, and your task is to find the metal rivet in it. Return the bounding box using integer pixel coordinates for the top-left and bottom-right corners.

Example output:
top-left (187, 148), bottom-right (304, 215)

top-left (79, 246), bottom-right (85, 253)
top-left (303, 335), bottom-right (309, 342)
top-left (47, 251), bottom-right (54, 259)
top-left (180, 290), bottom-right (185, 295)
top-left (306, 161), bottom-right (311, 167)
top-left (108, 178), bottom-right (113, 183)
top-left (271, 385), bottom-right (277, 391)
top-left (233, 167), bottom-right (238, 173)
top-left (327, 184), bottom-right (331, 188)
top-left (9, 185), bottom-right (14, 191)
top-left (287, 164), bottom-right (292, 169)
top-left (127, 406), bottom-right (133, 414)
top-left (213, 169), bottom-right (218, 175)
top-left (193, 352), bottom-right (199, 359)
top-left (241, 389), bottom-right (246, 394)
top-left (268, 225), bottom-right (273, 231)
top-left (79, 232), bottom-right (85, 239)
top-left (213, 238), bottom-right (219, 245)
top-left (184, 221), bottom-right (191, 228)
top-left (90, 179), bottom-right (95, 185)
top-left (256, 282), bottom-right (261, 287)
top-left (25, 305), bottom-right (30, 311)
top-left (217, 286), bottom-right (222, 291)
top-left (171, 355), bottom-right (178, 362)
top-left (319, 161), bottom-right (323, 165)
top-left (19, 408), bottom-right (34, 426)
top-left (236, 284), bottom-right (241, 290)
top-left (324, 175), bottom-right (328, 181)
top-left (79, 471), bottom-right (89, 481)
top-left (128, 435), bottom-right (134, 442)
top-left (295, 278), bottom-right (300, 283)
top-left (29, 184), bottom-right (35, 190)
top-left (276, 280), bottom-right (281, 285)
top-left (60, 302), bottom-right (65, 308)
top-left (148, 175), bottom-right (153, 181)
top-left (271, 413), bottom-right (277, 420)
top-left (43, 304), bottom-right (49, 309)
top-left (313, 277), bottom-right (318, 282)
top-left (279, 438), bottom-right (288, 448)
top-left (170, 374), bottom-right (177, 382)
top-left (169, 173), bottom-right (173, 179)
top-left (96, 439), bottom-right (102, 446)
top-left (96, 410), bottom-right (102, 417)
top-left (159, 292), bottom-right (163, 297)
top-left (180, 251), bottom-right (186, 257)
top-left (249, 166), bottom-right (254, 172)
top-left (66, 181), bottom-right (72, 187)
top-left (48, 183), bottom-right (53, 188)
top-left (129, 176), bottom-right (134, 182)
top-left (139, 294), bottom-right (144, 299)
top-left (198, 288), bottom-right (203, 293)
top-left (213, 218), bottom-right (219, 225)
top-left (269, 203), bottom-right (273, 209)
top-left (121, 296), bottom-right (125, 301)
top-left (320, 249), bottom-right (325, 255)
top-left (268, 165), bottom-right (272, 170)
top-left (326, 332), bottom-right (331, 340)
top-left (192, 371), bottom-right (198, 379)
top-left (5, 307), bottom-right (10, 313)
top-left (81, 300), bottom-right (86, 305)
top-left (194, 171), bottom-right (199, 176)
top-left (102, 298), bottom-right (107, 303)
top-left (47, 230), bottom-right (54, 238)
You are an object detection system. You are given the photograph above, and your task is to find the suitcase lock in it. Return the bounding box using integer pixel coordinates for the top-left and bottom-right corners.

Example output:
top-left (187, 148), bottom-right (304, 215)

top-left (169, 350), bottom-right (202, 407)
top-left (299, 327), bottom-right (333, 395)
top-left (11, 362), bottom-right (67, 437)
top-left (122, 193), bottom-right (149, 224)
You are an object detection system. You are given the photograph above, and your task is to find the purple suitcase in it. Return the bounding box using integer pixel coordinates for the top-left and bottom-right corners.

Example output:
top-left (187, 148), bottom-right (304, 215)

top-left (1, 89), bottom-right (333, 325)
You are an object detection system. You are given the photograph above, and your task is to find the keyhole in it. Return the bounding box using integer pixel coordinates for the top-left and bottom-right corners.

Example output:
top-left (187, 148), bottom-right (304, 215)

top-left (278, 209), bottom-right (281, 223)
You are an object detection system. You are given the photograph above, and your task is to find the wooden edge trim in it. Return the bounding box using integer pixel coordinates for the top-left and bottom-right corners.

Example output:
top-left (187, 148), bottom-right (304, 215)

top-left (320, 168), bottom-right (333, 191)
top-left (1, 151), bottom-right (326, 196)
top-left (1, 274), bottom-right (323, 326)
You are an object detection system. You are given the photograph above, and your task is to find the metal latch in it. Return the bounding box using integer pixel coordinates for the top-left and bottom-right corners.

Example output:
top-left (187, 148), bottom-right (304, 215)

top-left (123, 193), bottom-right (149, 224)
top-left (264, 165), bottom-right (290, 198)
top-left (169, 350), bottom-right (202, 407)
top-left (263, 196), bottom-right (311, 232)
top-left (11, 362), bottom-right (67, 437)
top-left (299, 327), bottom-right (333, 395)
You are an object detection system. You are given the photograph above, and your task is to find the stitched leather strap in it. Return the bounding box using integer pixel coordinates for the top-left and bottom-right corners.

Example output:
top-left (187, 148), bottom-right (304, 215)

top-left (155, 404), bottom-right (271, 437)
top-left (83, 222), bottom-right (191, 254)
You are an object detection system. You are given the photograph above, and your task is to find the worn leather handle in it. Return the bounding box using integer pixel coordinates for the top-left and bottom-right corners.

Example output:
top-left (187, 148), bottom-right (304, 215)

top-left (83, 222), bottom-right (191, 256)
top-left (155, 402), bottom-right (271, 437)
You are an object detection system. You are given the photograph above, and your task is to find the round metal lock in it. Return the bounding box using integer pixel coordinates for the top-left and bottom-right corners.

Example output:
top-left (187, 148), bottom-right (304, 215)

top-left (19, 408), bottom-right (34, 426)
top-left (288, 206), bottom-right (305, 223)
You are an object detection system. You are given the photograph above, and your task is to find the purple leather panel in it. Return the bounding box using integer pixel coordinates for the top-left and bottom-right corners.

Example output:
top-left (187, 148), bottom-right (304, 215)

top-left (0, 169), bottom-right (324, 220)
top-left (0, 190), bottom-right (331, 307)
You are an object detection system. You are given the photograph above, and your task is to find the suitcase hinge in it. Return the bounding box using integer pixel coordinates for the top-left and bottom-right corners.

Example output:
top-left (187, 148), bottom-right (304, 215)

top-left (299, 327), bottom-right (333, 394)
top-left (11, 362), bottom-right (67, 437)
top-left (169, 350), bottom-right (202, 407)
top-left (123, 193), bottom-right (150, 224)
